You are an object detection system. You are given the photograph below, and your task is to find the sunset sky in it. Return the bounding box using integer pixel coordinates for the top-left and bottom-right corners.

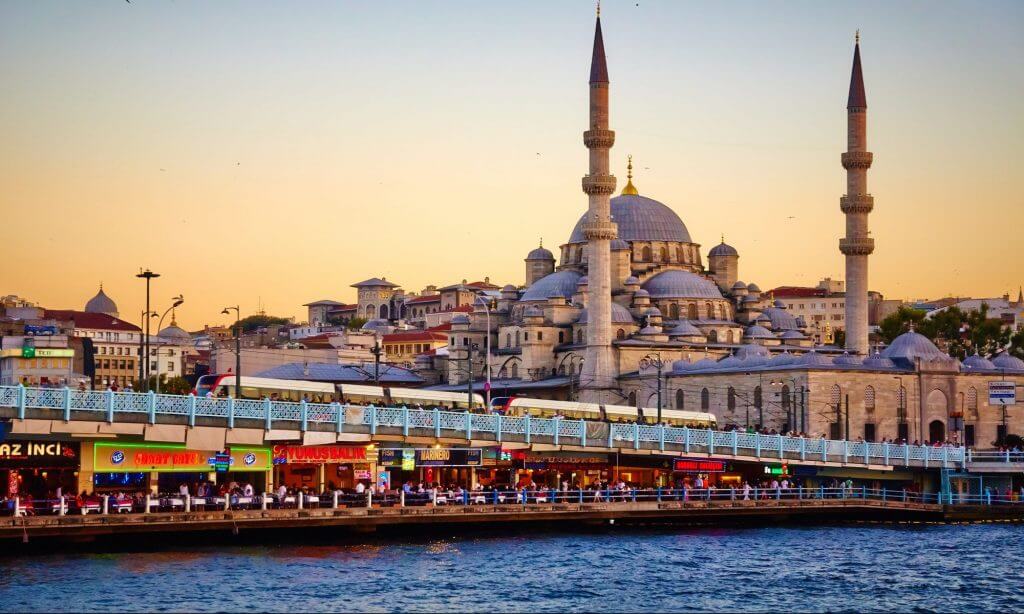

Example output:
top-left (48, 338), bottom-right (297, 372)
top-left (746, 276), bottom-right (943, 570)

top-left (2, 1), bottom-right (1022, 330)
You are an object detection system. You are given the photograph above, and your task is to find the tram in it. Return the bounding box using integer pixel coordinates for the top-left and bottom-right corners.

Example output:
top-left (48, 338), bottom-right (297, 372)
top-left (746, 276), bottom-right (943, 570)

top-left (488, 396), bottom-right (717, 428)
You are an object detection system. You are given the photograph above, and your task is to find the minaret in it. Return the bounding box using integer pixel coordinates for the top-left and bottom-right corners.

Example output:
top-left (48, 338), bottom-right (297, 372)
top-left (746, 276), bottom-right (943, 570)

top-left (840, 32), bottom-right (873, 355)
top-left (579, 10), bottom-right (619, 402)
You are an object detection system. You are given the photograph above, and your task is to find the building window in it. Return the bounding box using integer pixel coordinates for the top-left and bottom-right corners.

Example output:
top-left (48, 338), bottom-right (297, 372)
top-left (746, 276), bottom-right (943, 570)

top-left (627, 391), bottom-right (637, 407)
top-left (864, 423), bottom-right (876, 442)
top-left (708, 330), bottom-right (718, 343)
top-left (506, 333), bottom-right (512, 347)
top-left (558, 331), bottom-right (565, 343)
top-left (726, 330), bottom-right (734, 344)
top-left (701, 388), bottom-right (709, 410)
top-left (659, 246), bottom-right (668, 262)
top-left (675, 389), bottom-right (684, 409)
top-left (642, 246), bottom-right (652, 261)
top-left (830, 384), bottom-right (842, 406)
top-left (727, 387), bottom-right (736, 410)
top-left (510, 363), bottom-right (519, 379)
top-left (864, 386), bottom-right (875, 412)
top-left (576, 329), bottom-right (583, 344)
top-left (706, 303), bottom-right (713, 319)
top-left (616, 329), bottom-right (625, 340)
top-left (688, 304), bottom-right (697, 320)
top-left (669, 303), bottom-right (679, 320)
top-left (537, 332), bottom-right (543, 341)
top-left (967, 387), bottom-right (978, 411)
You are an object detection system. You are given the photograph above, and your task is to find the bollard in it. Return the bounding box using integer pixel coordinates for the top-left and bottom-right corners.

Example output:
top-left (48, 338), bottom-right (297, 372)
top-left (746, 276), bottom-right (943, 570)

top-left (262, 494), bottom-right (268, 511)
top-left (579, 489), bottom-right (584, 504)
top-left (367, 491), bottom-right (373, 509)
top-left (400, 490), bottom-right (406, 508)
top-left (185, 494), bottom-right (191, 513)
top-left (224, 495), bottom-right (230, 512)
top-left (144, 495), bottom-right (151, 514)
top-left (102, 495), bottom-right (109, 515)
top-left (333, 491), bottom-right (339, 509)
top-left (14, 497), bottom-right (20, 517)
top-left (58, 497), bottom-right (66, 516)
top-left (298, 492), bottom-right (304, 510)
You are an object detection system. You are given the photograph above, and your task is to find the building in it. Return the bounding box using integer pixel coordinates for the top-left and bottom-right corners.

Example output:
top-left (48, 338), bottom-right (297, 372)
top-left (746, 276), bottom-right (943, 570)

top-left (0, 334), bottom-right (76, 386)
top-left (381, 330), bottom-right (449, 367)
top-left (303, 300), bottom-right (346, 326)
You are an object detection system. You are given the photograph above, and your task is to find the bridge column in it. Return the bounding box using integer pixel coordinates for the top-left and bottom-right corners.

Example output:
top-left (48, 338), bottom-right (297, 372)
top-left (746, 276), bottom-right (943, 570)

top-left (883, 442), bottom-right (889, 465)
top-left (105, 388), bottom-right (114, 423)
top-left (684, 427), bottom-right (690, 454)
top-left (228, 397), bottom-right (235, 430)
top-left (433, 408), bottom-right (441, 438)
top-left (820, 437), bottom-right (827, 462)
top-left (300, 400), bottom-right (308, 432)
top-left (148, 391), bottom-right (157, 424)
top-left (778, 434), bottom-right (784, 460)
top-left (188, 394), bottom-right (197, 427)
top-left (580, 419), bottom-right (586, 447)
top-left (467, 412), bottom-right (474, 440)
top-left (633, 423), bottom-right (639, 450)
top-left (334, 403), bottom-right (343, 434)
top-left (732, 431), bottom-right (738, 456)
top-left (707, 429), bottom-right (714, 455)
top-left (63, 386), bottom-right (71, 422)
top-left (755, 434), bottom-right (760, 459)
top-left (16, 384), bottom-right (25, 420)
top-left (904, 443), bottom-right (909, 466)
top-left (800, 437), bottom-right (806, 461)
top-left (552, 418), bottom-right (558, 445)
top-left (496, 415), bottom-right (502, 442)
top-left (607, 424), bottom-right (613, 449)
top-left (263, 398), bottom-right (272, 431)
top-left (942, 446), bottom-right (948, 469)
top-left (658, 425), bottom-right (665, 451)
top-left (525, 415), bottom-right (532, 444)
top-left (864, 441), bottom-right (870, 465)
top-left (402, 407), bottom-right (409, 436)
top-left (843, 440), bottom-right (849, 464)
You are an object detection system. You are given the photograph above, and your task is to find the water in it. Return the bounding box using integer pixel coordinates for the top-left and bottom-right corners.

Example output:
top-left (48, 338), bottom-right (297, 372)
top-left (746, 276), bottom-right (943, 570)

top-left (0, 524), bottom-right (1021, 612)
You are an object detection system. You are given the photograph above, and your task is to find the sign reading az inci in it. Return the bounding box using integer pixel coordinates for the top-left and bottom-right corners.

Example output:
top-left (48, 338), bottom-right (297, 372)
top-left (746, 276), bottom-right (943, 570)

top-left (989, 381), bottom-right (1017, 406)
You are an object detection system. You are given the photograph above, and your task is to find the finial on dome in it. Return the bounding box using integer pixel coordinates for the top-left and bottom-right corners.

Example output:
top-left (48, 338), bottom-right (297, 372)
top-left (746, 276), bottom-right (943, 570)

top-left (539, 238), bottom-right (543, 248)
top-left (596, 0), bottom-right (600, 17)
top-left (855, 29), bottom-right (859, 44)
top-left (621, 155), bottom-right (638, 195)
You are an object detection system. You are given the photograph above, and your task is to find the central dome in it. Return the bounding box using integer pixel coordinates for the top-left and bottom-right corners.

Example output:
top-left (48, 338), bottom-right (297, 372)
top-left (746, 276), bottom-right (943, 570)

top-left (568, 194), bottom-right (692, 244)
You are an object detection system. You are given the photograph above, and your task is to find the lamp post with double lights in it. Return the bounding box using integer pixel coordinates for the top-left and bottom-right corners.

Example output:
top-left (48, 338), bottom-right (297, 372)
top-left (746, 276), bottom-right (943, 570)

top-left (137, 310), bottom-right (156, 389)
top-left (221, 306), bottom-right (241, 396)
top-left (136, 269), bottom-right (160, 391)
top-left (639, 354), bottom-right (664, 423)
top-left (154, 295), bottom-right (184, 394)
top-left (474, 296), bottom-right (495, 410)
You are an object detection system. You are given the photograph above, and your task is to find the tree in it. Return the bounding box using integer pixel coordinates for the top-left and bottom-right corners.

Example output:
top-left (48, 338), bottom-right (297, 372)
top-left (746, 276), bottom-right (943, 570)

top-left (877, 306), bottom-right (926, 344)
top-left (160, 376), bottom-right (193, 395)
top-left (878, 303), bottom-right (1014, 359)
top-left (236, 314), bottom-right (291, 333)
top-left (832, 329), bottom-right (846, 348)
top-left (1010, 328), bottom-right (1024, 360)
top-left (345, 317), bottom-right (368, 330)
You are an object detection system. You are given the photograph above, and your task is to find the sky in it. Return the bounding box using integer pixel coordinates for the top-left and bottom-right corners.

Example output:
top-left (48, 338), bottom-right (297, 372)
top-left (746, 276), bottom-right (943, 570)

top-left (1, 0), bottom-right (1022, 330)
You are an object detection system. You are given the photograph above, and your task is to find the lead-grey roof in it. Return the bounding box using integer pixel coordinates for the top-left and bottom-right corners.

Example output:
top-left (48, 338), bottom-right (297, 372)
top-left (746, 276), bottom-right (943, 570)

top-left (577, 302), bottom-right (634, 324)
top-left (962, 353), bottom-right (996, 371)
top-left (708, 242), bottom-right (738, 257)
top-left (762, 307), bottom-right (800, 331)
top-left (85, 287), bottom-right (118, 315)
top-left (743, 325), bottom-right (774, 339)
top-left (352, 277), bottom-right (399, 288)
top-left (526, 246), bottom-right (554, 260)
top-left (568, 194), bottom-right (692, 244)
top-left (992, 353), bottom-right (1024, 371)
top-left (667, 320), bottom-right (704, 338)
top-left (881, 330), bottom-right (948, 362)
top-left (642, 270), bottom-right (722, 300)
top-left (521, 270), bottom-right (583, 302)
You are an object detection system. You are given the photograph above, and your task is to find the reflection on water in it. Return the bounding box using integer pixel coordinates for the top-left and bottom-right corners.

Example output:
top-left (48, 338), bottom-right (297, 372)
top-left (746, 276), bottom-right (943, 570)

top-left (0, 525), bottom-right (1021, 612)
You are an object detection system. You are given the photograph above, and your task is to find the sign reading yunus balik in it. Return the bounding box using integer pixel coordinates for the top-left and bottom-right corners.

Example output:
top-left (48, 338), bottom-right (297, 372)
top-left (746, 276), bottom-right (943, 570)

top-left (989, 381), bottom-right (1017, 406)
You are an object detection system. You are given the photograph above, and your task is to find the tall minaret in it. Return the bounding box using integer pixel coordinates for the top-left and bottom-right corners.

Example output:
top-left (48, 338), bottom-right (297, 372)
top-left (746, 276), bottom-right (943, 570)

top-left (840, 32), bottom-right (873, 355)
top-left (579, 10), bottom-right (619, 402)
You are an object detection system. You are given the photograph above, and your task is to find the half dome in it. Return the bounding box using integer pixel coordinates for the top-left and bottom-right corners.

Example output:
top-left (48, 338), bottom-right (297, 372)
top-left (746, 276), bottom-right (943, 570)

top-left (521, 270), bottom-right (583, 302)
top-left (642, 270), bottom-right (722, 300)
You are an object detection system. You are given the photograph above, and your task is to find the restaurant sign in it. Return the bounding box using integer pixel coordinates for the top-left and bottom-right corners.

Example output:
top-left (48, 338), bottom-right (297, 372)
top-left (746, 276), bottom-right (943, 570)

top-left (0, 440), bottom-right (79, 469)
top-left (377, 448), bottom-right (482, 467)
top-left (271, 444), bottom-right (369, 465)
top-left (94, 443), bottom-right (271, 473)
top-left (672, 458), bottom-right (726, 473)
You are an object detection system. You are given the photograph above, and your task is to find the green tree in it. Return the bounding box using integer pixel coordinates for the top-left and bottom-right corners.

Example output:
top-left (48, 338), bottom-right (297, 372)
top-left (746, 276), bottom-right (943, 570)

top-left (236, 314), bottom-right (291, 333)
top-left (1010, 328), bottom-right (1024, 360)
top-left (160, 376), bottom-right (193, 395)
top-left (345, 317), bottom-right (368, 330)
top-left (832, 329), bottom-right (846, 348)
top-left (877, 306), bottom-right (926, 343)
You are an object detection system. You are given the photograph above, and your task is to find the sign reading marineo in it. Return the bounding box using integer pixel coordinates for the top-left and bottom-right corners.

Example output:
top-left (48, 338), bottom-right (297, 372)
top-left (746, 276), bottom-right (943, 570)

top-left (0, 441), bottom-right (80, 469)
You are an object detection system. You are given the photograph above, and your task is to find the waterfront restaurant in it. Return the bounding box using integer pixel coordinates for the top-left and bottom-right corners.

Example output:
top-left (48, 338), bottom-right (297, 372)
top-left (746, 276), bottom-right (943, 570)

top-left (89, 442), bottom-right (272, 494)
top-left (1, 439), bottom-right (80, 499)
top-left (376, 447), bottom-right (484, 488)
top-left (271, 444), bottom-right (377, 491)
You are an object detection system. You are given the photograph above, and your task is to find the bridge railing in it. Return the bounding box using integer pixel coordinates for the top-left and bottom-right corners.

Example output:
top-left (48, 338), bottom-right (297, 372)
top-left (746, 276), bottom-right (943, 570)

top-left (0, 384), bottom-right (967, 468)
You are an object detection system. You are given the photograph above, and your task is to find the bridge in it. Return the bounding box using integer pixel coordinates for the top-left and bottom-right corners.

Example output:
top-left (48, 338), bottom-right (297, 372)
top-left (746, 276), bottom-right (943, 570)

top-left (0, 384), bottom-right (968, 471)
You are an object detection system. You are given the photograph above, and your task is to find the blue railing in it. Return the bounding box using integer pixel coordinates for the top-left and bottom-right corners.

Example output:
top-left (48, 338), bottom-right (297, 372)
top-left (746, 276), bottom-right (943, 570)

top-left (0, 384), bottom-right (967, 468)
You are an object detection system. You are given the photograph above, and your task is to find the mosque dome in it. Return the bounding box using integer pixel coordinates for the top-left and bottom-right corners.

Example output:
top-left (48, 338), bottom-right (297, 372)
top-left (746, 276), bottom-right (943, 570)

top-left (735, 344), bottom-right (770, 360)
top-left (690, 357), bottom-right (719, 371)
top-left (624, 276), bottom-right (640, 286)
top-left (633, 289), bottom-right (650, 298)
top-left (577, 276), bottom-right (589, 286)
top-left (961, 354), bottom-right (996, 371)
top-left (769, 352), bottom-right (796, 366)
top-left (158, 319), bottom-right (191, 342)
top-left (732, 281), bottom-right (747, 291)
top-left (992, 353), bottom-right (1024, 371)
top-left (642, 270), bottom-right (722, 300)
top-left (761, 307), bottom-right (800, 331)
top-left (85, 285), bottom-right (118, 317)
top-left (833, 352), bottom-right (864, 366)
top-left (797, 351), bottom-right (834, 368)
top-left (611, 238), bottom-right (630, 251)
top-left (671, 359), bottom-right (693, 372)
top-left (521, 270), bottom-right (582, 302)
top-left (717, 355), bottom-right (743, 368)
top-left (568, 194), bottom-right (692, 244)
top-left (577, 303), bottom-right (635, 324)
top-left (709, 241), bottom-right (738, 258)
top-left (747, 283), bottom-right (761, 293)
top-left (743, 325), bottom-right (774, 339)
top-left (361, 318), bottom-right (391, 332)
top-left (526, 245), bottom-right (554, 261)
top-left (778, 330), bottom-right (807, 341)
top-left (667, 321), bottom-right (705, 338)
top-left (523, 306), bottom-right (543, 318)
top-left (450, 314), bottom-right (470, 325)
top-left (862, 352), bottom-right (896, 370)
top-left (881, 330), bottom-right (948, 362)
top-left (643, 306), bottom-right (662, 317)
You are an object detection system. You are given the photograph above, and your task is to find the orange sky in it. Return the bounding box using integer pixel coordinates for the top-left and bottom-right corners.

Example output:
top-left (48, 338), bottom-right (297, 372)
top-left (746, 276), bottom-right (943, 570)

top-left (2, 1), bottom-right (1022, 330)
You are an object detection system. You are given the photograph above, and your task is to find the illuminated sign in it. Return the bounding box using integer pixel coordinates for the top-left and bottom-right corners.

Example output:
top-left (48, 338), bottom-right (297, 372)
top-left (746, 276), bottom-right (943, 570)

top-left (672, 458), bottom-right (726, 473)
top-left (0, 440), bottom-right (79, 469)
top-left (1, 348), bottom-right (74, 359)
top-left (271, 445), bottom-right (368, 465)
top-left (24, 325), bottom-right (59, 336)
top-left (377, 448), bottom-right (482, 467)
top-left (94, 443), bottom-right (270, 473)
top-left (763, 464), bottom-right (789, 476)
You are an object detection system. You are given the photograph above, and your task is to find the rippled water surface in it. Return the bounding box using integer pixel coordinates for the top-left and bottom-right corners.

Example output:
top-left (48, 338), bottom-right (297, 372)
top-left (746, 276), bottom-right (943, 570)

top-left (1, 524), bottom-right (1021, 612)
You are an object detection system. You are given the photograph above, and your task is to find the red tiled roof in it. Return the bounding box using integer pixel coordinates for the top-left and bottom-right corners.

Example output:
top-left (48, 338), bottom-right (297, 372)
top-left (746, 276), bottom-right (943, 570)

top-left (426, 323), bottom-right (453, 332)
top-left (768, 287), bottom-right (827, 299)
top-left (406, 295), bottom-right (442, 304)
top-left (448, 305), bottom-right (474, 313)
top-left (464, 281), bottom-right (500, 290)
top-left (382, 331), bottom-right (448, 344)
top-left (43, 310), bottom-right (141, 332)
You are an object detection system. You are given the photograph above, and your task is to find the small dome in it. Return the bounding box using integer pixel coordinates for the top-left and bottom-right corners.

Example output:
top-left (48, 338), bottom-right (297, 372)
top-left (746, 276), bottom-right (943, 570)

top-left (717, 355), bottom-right (743, 368)
top-left (450, 314), bottom-right (470, 325)
top-left (85, 286), bottom-right (118, 317)
top-left (671, 359), bottom-right (693, 372)
top-left (690, 357), bottom-right (719, 370)
top-left (797, 351), bottom-right (834, 368)
top-left (732, 281), bottom-right (747, 290)
top-left (526, 245), bottom-right (554, 261)
top-left (779, 330), bottom-right (807, 340)
top-left (709, 242), bottom-right (738, 258)
top-left (761, 307), bottom-right (799, 331)
top-left (742, 294), bottom-right (760, 304)
top-left (643, 306), bottom-right (662, 317)
top-left (769, 352), bottom-right (796, 366)
top-left (638, 325), bottom-right (662, 335)
top-left (624, 276), bottom-right (640, 286)
top-left (361, 318), bottom-right (391, 332)
top-left (610, 238), bottom-right (630, 251)
top-left (795, 316), bottom-right (808, 328)
top-left (158, 321), bottom-right (191, 341)
top-left (743, 325), bottom-right (774, 339)
top-left (863, 352), bottom-right (896, 369)
top-left (747, 283), bottom-right (761, 293)
top-left (881, 330), bottom-right (948, 362)
top-left (502, 284), bottom-right (517, 292)
top-left (755, 314), bottom-right (772, 325)
top-left (642, 270), bottom-right (723, 300)
top-left (833, 352), bottom-right (864, 366)
top-left (992, 353), bottom-right (1024, 371)
top-left (962, 353), bottom-right (996, 371)
top-left (668, 321), bottom-right (704, 338)
top-left (521, 270), bottom-right (582, 302)
top-left (577, 276), bottom-right (589, 286)
top-left (577, 303), bottom-right (634, 324)
top-left (633, 289), bottom-right (650, 298)
top-left (773, 299), bottom-right (787, 309)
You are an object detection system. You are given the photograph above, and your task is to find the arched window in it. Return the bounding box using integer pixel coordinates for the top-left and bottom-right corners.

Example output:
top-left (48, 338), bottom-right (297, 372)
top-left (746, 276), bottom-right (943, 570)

top-left (687, 304), bottom-right (698, 320)
top-left (701, 388), bottom-right (710, 410)
top-left (576, 329), bottom-right (584, 344)
top-left (642, 246), bottom-right (652, 261)
top-left (864, 386), bottom-right (876, 412)
top-left (558, 365), bottom-right (565, 376)
top-left (515, 331), bottom-right (520, 347)
top-left (505, 333), bottom-right (512, 347)
top-left (498, 367), bottom-right (507, 378)
top-left (669, 303), bottom-right (680, 319)
top-left (706, 303), bottom-right (714, 319)
top-left (675, 389), bottom-right (685, 409)
top-left (708, 330), bottom-right (718, 343)
top-left (510, 363), bottom-right (519, 378)
top-left (830, 384), bottom-right (842, 411)
top-left (754, 386), bottom-right (762, 409)
top-left (365, 304), bottom-right (375, 318)
top-left (616, 328), bottom-right (626, 340)
top-left (380, 304), bottom-right (389, 319)
top-left (627, 391), bottom-right (637, 407)
top-left (675, 246), bottom-right (683, 262)
top-left (659, 246), bottom-right (668, 262)
top-left (967, 387), bottom-right (978, 410)
top-left (523, 332), bottom-right (529, 342)
top-left (558, 331), bottom-right (565, 343)
top-left (576, 248), bottom-right (583, 263)
top-left (727, 387), bottom-right (736, 410)
top-left (726, 330), bottom-right (734, 344)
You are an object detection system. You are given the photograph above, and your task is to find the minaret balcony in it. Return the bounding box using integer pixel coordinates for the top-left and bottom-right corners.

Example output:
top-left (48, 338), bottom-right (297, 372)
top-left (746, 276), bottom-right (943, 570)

top-left (839, 237), bottom-right (875, 255)
top-left (583, 219), bottom-right (619, 241)
top-left (583, 129), bottom-right (616, 148)
top-left (582, 174), bottom-right (617, 195)
top-left (840, 194), bottom-right (874, 214)
top-left (841, 151), bottom-right (873, 169)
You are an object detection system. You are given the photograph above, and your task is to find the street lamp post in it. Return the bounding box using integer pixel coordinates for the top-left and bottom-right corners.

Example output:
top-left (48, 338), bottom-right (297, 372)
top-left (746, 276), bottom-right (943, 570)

top-left (474, 296), bottom-right (494, 410)
top-left (136, 269), bottom-right (160, 391)
top-left (138, 310), bottom-right (156, 389)
top-left (894, 375), bottom-right (907, 442)
top-left (370, 337), bottom-right (382, 384)
top-left (221, 306), bottom-right (241, 396)
top-left (154, 295), bottom-right (184, 394)
top-left (639, 354), bottom-right (664, 423)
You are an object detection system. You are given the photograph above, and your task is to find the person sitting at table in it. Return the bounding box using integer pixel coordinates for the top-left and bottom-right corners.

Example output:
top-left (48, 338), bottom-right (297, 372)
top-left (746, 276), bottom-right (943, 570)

top-left (276, 483), bottom-right (287, 505)
top-left (243, 482), bottom-right (254, 497)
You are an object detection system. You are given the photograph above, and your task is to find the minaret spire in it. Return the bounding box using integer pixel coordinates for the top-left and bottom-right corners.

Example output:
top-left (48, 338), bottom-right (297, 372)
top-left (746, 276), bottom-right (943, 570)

top-left (840, 34), bottom-right (874, 354)
top-left (579, 11), bottom-right (618, 402)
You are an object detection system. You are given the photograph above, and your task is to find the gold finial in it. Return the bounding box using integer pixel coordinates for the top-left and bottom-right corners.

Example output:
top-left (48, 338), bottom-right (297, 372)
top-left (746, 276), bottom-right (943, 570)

top-left (721, 233), bottom-right (725, 244)
top-left (621, 155), bottom-right (639, 195)
top-left (597, 1), bottom-right (600, 18)
top-left (539, 238), bottom-right (543, 248)
top-left (855, 29), bottom-right (860, 44)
